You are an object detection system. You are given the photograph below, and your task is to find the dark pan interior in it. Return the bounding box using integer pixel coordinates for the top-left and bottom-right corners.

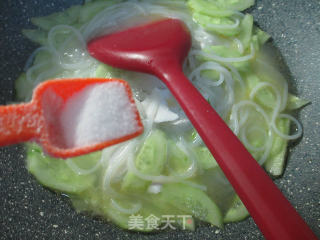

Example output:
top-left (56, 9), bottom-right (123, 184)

top-left (0, 0), bottom-right (319, 239)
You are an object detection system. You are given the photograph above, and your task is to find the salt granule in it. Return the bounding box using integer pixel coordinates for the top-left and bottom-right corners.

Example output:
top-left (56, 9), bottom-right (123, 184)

top-left (60, 82), bottom-right (139, 148)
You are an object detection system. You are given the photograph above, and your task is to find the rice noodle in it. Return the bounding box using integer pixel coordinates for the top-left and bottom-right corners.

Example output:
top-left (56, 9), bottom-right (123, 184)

top-left (82, 2), bottom-right (149, 40)
top-left (230, 100), bottom-right (270, 137)
top-left (257, 130), bottom-right (274, 165)
top-left (48, 25), bottom-right (94, 70)
top-left (256, 59), bottom-right (289, 112)
top-left (26, 62), bottom-right (52, 85)
top-left (127, 137), bottom-right (197, 184)
top-left (24, 47), bottom-right (53, 71)
top-left (189, 62), bottom-right (226, 87)
top-left (35, 67), bottom-right (59, 85)
top-left (240, 126), bottom-right (267, 152)
top-left (248, 81), bottom-right (301, 139)
top-left (230, 99), bottom-right (281, 165)
top-left (271, 114), bottom-right (303, 140)
top-left (225, 63), bottom-right (245, 89)
top-left (102, 141), bottom-right (138, 197)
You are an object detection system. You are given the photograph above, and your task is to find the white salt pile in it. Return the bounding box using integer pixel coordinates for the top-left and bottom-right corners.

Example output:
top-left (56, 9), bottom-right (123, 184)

top-left (60, 82), bottom-right (140, 148)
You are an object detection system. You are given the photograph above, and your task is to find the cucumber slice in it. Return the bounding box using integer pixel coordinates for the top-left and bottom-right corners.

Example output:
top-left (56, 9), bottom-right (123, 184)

top-left (26, 143), bottom-right (98, 193)
top-left (254, 27), bottom-right (271, 46)
top-left (264, 118), bottom-right (290, 176)
top-left (102, 205), bottom-right (133, 230)
top-left (188, 0), bottom-right (235, 17)
top-left (238, 14), bottom-right (253, 50)
top-left (72, 189), bottom-right (135, 230)
top-left (286, 94), bottom-right (309, 110)
top-left (194, 146), bottom-right (218, 171)
top-left (121, 130), bottom-right (167, 192)
top-left (167, 139), bottom-right (193, 174)
top-left (215, 0), bottom-right (255, 11)
top-left (121, 173), bottom-right (148, 193)
top-left (72, 189), bottom-right (162, 231)
top-left (193, 13), bottom-right (241, 36)
top-left (152, 183), bottom-right (223, 228)
top-left (224, 195), bottom-right (249, 223)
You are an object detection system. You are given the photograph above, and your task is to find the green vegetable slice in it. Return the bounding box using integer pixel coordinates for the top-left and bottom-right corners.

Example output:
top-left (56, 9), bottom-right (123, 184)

top-left (238, 14), bottom-right (253, 50)
top-left (72, 189), bottom-right (195, 231)
top-left (212, 0), bottom-right (255, 11)
top-left (224, 195), bottom-right (249, 223)
top-left (254, 27), bottom-right (271, 46)
top-left (121, 130), bottom-right (167, 192)
top-left (167, 139), bottom-right (193, 174)
top-left (264, 118), bottom-right (290, 176)
top-left (188, 0), bottom-right (235, 17)
top-left (151, 183), bottom-right (223, 228)
top-left (194, 146), bottom-right (218, 171)
top-left (286, 94), bottom-right (309, 110)
top-left (193, 12), bottom-right (241, 36)
top-left (26, 143), bottom-right (98, 193)
top-left (72, 189), bottom-right (137, 230)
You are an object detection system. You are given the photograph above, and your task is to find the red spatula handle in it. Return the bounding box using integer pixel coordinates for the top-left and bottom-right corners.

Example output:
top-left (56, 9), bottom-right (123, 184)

top-left (0, 103), bottom-right (39, 146)
top-left (157, 64), bottom-right (317, 240)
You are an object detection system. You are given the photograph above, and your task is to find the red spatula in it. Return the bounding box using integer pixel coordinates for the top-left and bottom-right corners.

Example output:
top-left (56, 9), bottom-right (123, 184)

top-left (87, 18), bottom-right (317, 240)
top-left (0, 78), bottom-right (143, 158)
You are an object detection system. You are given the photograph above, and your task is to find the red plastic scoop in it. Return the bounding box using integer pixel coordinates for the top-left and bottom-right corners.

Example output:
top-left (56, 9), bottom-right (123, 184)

top-left (0, 78), bottom-right (143, 158)
top-left (87, 18), bottom-right (317, 240)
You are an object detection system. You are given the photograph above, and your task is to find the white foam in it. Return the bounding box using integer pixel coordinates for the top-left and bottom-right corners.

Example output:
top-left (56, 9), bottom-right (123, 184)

top-left (60, 82), bottom-right (140, 148)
